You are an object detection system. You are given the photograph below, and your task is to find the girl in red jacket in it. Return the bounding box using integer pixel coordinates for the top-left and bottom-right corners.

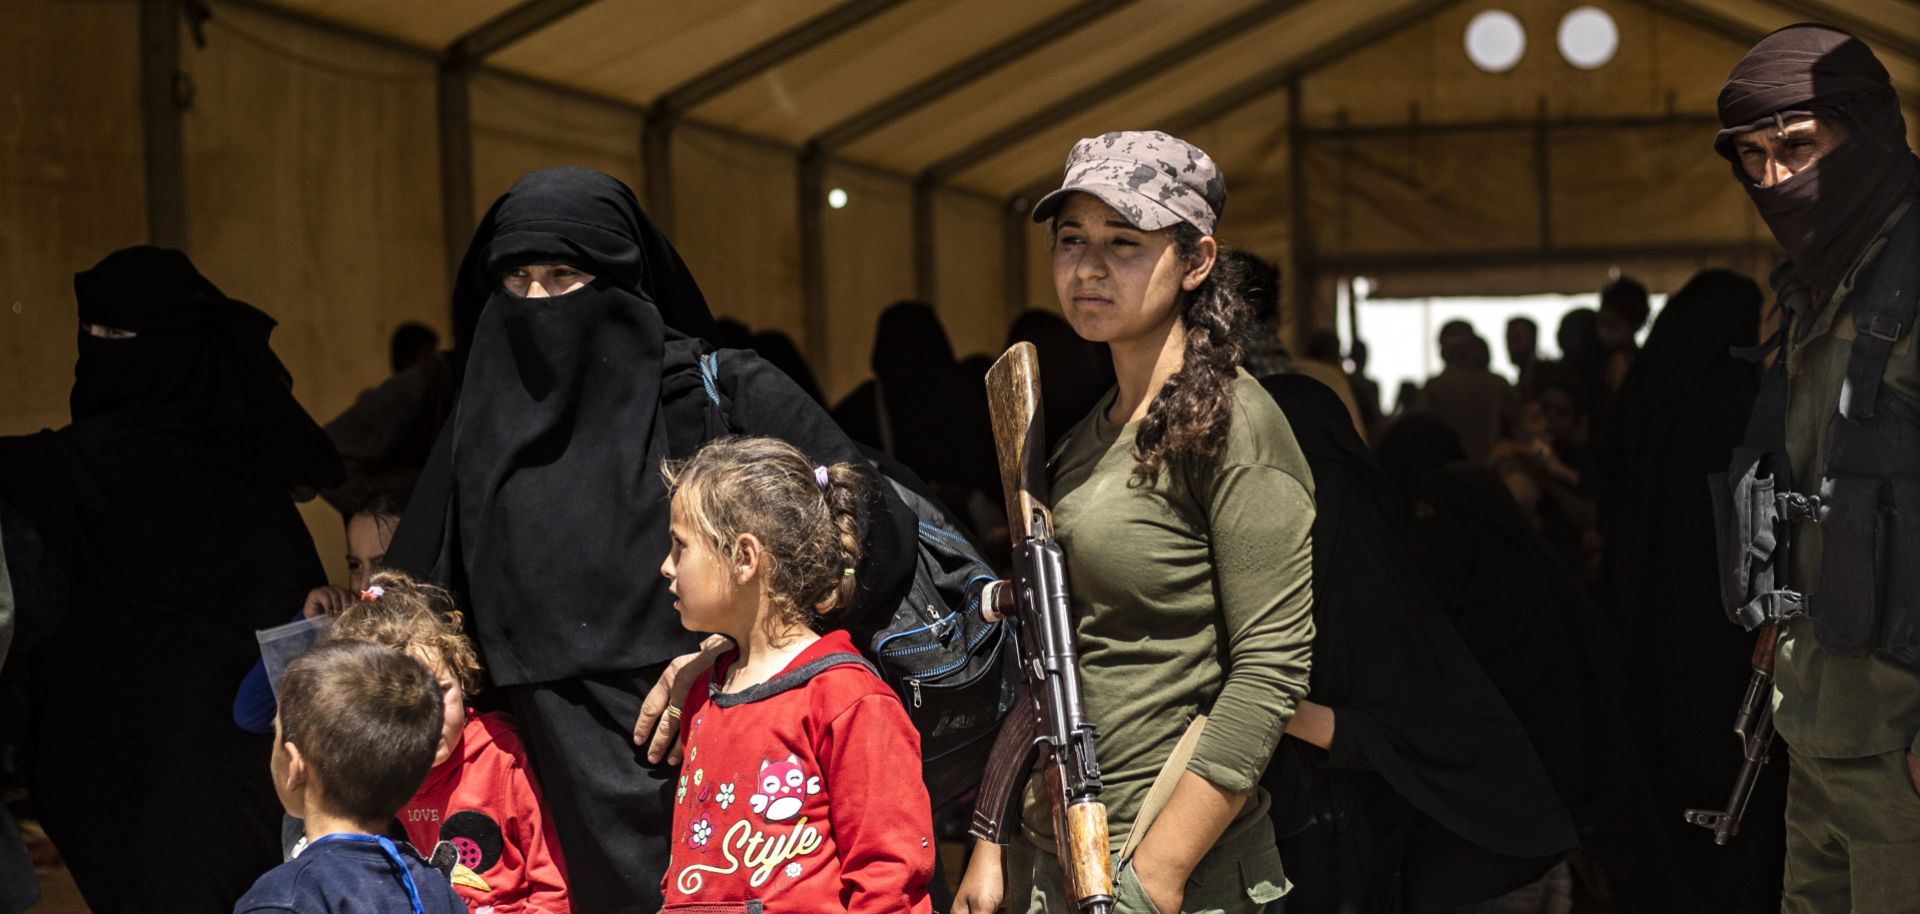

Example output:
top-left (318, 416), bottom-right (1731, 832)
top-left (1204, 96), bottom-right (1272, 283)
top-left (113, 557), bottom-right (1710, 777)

top-left (658, 436), bottom-right (934, 914)
top-left (329, 572), bottom-right (572, 914)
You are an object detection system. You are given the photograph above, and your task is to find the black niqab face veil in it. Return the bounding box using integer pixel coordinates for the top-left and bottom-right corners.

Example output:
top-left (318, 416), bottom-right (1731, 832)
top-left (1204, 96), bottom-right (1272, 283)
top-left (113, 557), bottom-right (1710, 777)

top-left (67, 246), bottom-right (340, 491)
top-left (1715, 24), bottom-right (1920, 292)
top-left (406, 166), bottom-right (721, 685)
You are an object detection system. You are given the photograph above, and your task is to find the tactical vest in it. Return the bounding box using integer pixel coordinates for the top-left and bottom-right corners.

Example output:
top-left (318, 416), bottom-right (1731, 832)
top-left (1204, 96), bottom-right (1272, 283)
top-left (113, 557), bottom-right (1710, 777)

top-left (1712, 204), bottom-right (1920, 667)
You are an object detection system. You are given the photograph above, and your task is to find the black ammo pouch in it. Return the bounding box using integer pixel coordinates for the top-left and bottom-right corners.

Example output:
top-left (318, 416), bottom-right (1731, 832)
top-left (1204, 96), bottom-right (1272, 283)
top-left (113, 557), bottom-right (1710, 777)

top-left (1710, 363), bottom-right (1804, 631)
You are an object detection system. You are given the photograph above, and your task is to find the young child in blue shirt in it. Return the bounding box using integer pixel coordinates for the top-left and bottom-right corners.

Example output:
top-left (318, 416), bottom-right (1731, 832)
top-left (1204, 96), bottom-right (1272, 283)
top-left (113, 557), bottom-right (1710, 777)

top-left (234, 639), bottom-right (466, 914)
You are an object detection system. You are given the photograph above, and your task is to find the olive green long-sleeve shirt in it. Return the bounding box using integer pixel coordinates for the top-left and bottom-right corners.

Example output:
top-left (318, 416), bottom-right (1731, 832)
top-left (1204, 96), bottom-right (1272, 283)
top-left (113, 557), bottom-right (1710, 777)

top-left (1774, 199), bottom-right (1920, 758)
top-left (1021, 370), bottom-right (1316, 846)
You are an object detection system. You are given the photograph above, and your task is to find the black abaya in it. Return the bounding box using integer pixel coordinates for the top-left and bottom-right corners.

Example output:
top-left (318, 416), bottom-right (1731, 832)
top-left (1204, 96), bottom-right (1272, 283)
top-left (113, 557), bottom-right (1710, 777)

top-left (1600, 269), bottom-right (1782, 913)
top-left (0, 247), bottom-right (338, 913)
top-left (1401, 463), bottom-right (1671, 913)
top-left (386, 167), bottom-right (915, 912)
top-left (1258, 375), bottom-right (1576, 914)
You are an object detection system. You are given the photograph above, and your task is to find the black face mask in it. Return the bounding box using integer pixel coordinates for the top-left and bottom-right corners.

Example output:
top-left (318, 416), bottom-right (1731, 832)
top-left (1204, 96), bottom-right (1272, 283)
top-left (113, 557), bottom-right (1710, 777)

top-left (1731, 104), bottom-right (1920, 292)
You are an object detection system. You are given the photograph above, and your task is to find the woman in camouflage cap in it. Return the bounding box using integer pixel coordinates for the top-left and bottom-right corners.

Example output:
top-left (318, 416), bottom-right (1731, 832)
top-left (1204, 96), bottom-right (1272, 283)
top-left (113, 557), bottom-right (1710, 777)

top-left (956, 131), bottom-right (1315, 914)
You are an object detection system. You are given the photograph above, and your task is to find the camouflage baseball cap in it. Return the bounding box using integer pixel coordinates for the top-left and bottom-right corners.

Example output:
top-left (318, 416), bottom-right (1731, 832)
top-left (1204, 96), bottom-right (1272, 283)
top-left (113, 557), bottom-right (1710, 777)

top-left (1031, 130), bottom-right (1226, 235)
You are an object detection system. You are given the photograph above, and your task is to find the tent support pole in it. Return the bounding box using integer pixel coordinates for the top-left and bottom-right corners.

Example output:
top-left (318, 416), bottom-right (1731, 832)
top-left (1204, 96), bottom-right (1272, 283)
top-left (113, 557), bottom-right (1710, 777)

top-left (141, 0), bottom-right (188, 250)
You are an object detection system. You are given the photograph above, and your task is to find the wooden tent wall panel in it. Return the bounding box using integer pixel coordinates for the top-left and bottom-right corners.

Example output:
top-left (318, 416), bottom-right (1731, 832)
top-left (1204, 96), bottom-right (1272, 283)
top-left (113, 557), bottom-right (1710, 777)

top-left (182, 6), bottom-right (444, 583)
top-left (1, 2), bottom-right (148, 434)
top-left (670, 125), bottom-right (805, 343)
top-left (931, 190), bottom-right (1007, 360)
top-left (469, 73), bottom-right (645, 216)
top-left (819, 163), bottom-right (916, 402)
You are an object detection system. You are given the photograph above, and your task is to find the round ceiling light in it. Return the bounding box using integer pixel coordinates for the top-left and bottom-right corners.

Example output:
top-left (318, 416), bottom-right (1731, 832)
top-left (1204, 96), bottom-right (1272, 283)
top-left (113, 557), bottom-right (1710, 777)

top-left (1465, 10), bottom-right (1526, 73)
top-left (1557, 6), bottom-right (1619, 69)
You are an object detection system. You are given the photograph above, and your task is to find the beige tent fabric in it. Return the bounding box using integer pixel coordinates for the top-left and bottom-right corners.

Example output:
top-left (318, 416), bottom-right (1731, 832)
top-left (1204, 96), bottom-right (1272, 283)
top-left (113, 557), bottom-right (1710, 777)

top-left (820, 163), bottom-right (918, 402)
top-left (184, 4), bottom-right (446, 429)
top-left (2, 1), bottom-right (147, 436)
top-left (492, 0), bottom-right (841, 104)
top-left (671, 125), bottom-right (806, 343)
top-left (933, 191), bottom-right (1011, 360)
top-left (697, 0), bottom-right (1080, 149)
top-left (471, 73), bottom-right (644, 217)
top-left (182, 5), bottom-right (447, 578)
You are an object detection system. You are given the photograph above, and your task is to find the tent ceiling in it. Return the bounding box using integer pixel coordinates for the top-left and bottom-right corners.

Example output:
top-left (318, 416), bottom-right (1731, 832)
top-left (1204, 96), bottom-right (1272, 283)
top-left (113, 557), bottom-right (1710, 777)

top-left (490, 0), bottom-right (841, 104)
top-left (221, 0), bottom-right (1920, 199)
top-left (262, 0), bottom-right (530, 50)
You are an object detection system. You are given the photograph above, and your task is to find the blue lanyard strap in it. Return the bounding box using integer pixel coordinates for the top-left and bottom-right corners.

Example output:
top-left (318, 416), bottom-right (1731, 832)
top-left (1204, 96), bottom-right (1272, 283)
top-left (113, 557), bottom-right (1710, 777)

top-left (312, 833), bottom-right (426, 914)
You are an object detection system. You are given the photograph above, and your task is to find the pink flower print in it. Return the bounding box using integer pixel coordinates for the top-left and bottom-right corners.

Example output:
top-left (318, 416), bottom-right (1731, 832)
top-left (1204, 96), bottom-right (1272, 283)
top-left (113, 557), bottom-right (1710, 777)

top-left (688, 813), bottom-right (713, 850)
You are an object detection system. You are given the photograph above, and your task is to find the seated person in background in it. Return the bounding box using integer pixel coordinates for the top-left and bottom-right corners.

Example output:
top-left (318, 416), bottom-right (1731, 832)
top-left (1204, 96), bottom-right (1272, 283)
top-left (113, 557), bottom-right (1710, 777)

top-left (1491, 367), bottom-right (1600, 582)
top-left (328, 571), bottom-right (571, 914)
top-left (234, 472), bottom-right (417, 734)
top-left (391, 323), bottom-right (441, 376)
top-left (327, 323), bottom-right (455, 480)
top-left (236, 640), bottom-right (465, 914)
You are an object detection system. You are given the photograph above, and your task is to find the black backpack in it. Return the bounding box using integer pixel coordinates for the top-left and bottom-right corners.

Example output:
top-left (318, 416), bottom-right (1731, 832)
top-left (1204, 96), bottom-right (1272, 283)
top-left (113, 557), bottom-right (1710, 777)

top-left (687, 350), bottom-right (1017, 809)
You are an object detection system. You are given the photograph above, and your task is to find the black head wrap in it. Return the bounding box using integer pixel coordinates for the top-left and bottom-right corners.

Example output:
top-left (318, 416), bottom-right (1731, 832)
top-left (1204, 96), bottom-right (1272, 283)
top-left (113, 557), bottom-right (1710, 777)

top-left (1715, 24), bottom-right (1920, 291)
top-left (868, 301), bottom-right (961, 484)
top-left (389, 167), bottom-right (722, 684)
top-left (0, 246), bottom-right (334, 722)
top-left (67, 246), bottom-right (341, 489)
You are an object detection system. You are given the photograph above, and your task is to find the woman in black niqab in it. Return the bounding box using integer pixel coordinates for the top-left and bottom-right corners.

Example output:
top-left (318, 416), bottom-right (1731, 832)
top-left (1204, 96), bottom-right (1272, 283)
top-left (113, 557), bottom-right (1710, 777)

top-left (1257, 375), bottom-right (1575, 914)
top-left (0, 246), bottom-right (339, 913)
top-left (386, 167), bottom-right (914, 913)
top-left (1599, 269), bottom-right (1782, 913)
top-left (1398, 459), bottom-right (1672, 913)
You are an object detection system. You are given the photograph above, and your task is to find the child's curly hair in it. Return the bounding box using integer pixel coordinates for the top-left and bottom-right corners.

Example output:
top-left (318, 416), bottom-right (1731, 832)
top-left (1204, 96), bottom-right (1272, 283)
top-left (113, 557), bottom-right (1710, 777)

top-left (663, 436), bottom-right (876, 630)
top-left (327, 570), bottom-right (484, 695)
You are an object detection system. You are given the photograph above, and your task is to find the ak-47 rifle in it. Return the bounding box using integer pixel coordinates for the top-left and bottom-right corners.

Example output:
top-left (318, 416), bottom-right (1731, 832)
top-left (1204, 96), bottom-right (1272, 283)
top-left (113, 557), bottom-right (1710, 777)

top-left (970, 342), bottom-right (1114, 914)
top-left (1684, 624), bottom-right (1779, 844)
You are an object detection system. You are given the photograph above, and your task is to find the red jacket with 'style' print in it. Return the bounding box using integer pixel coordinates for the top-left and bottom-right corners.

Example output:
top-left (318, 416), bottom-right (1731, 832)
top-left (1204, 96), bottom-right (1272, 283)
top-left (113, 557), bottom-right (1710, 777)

top-left (661, 630), bottom-right (934, 914)
top-left (399, 711), bottom-right (571, 914)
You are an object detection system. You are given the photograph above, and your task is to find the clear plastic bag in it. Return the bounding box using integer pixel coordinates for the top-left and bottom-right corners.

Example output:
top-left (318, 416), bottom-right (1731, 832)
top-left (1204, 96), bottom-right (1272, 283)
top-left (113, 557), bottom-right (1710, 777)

top-left (257, 616), bottom-right (331, 697)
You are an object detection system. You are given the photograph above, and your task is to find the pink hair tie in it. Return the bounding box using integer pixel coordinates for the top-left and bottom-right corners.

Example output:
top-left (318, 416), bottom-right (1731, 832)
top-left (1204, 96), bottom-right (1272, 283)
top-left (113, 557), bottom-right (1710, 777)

top-left (814, 465), bottom-right (830, 492)
top-left (359, 585), bottom-right (385, 601)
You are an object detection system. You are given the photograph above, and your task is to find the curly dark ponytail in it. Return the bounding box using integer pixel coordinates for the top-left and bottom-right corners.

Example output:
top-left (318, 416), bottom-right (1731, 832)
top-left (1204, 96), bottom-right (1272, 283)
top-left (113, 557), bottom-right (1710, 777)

top-left (1129, 224), bottom-right (1252, 487)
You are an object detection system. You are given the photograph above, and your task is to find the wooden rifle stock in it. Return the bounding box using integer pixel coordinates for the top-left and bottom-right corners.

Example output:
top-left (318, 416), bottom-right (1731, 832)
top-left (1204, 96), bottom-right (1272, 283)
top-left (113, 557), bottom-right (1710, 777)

top-left (971, 343), bottom-right (1115, 914)
top-left (1684, 623), bottom-right (1779, 844)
